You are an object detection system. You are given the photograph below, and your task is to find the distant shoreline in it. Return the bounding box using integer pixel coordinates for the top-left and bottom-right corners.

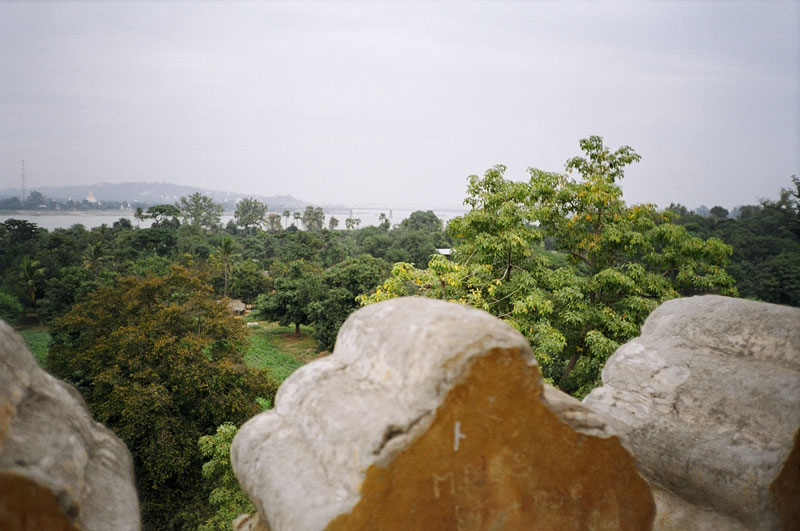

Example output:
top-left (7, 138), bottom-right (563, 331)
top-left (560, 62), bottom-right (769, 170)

top-left (0, 209), bottom-right (138, 216)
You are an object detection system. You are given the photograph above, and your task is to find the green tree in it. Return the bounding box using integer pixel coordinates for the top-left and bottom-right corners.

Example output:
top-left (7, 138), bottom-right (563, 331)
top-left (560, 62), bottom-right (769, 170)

top-left (229, 260), bottom-right (273, 304)
top-left (667, 203), bottom-right (690, 217)
top-left (399, 210), bottom-right (442, 233)
top-left (18, 257), bottom-right (46, 306)
top-left (0, 219), bottom-right (45, 276)
top-left (269, 230), bottom-right (325, 264)
top-left (328, 216), bottom-right (340, 230)
top-left (36, 266), bottom-right (100, 325)
top-left (0, 291), bottom-right (23, 323)
top-left (129, 255), bottom-right (173, 277)
top-left (217, 236), bottom-right (237, 298)
top-left (672, 176), bottom-right (800, 307)
top-left (176, 223), bottom-right (214, 259)
top-left (363, 136), bottom-right (736, 396)
top-left (307, 254), bottom-right (390, 351)
top-left (178, 193), bottom-right (224, 229)
top-left (24, 190), bottom-right (46, 208)
top-left (197, 423), bottom-right (255, 531)
top-left (47, 266), bottom-right (277, 530)
top-left (301, 206), bottom-right (325, 231)
top-left (1, 219), bottom-right (42, 245)
top-left (146, 204), bottom-right (181, 228)
top-left (378, 212), bottom-right (391, 231)
top-left (255, 260), bottom-right (322, 336)
top-left (709, 205), bottom-right (729, 220)
top-left (133, 206), bottom-right (147, 228)
top-left (448, 166), bottom-right (538, 281)
top-left (234, 198), bottom-right (268, 233)
top-left (389, 230), bottom-right (438, 267)
top-left (282, 209), bottom-right (291, 229)
top-left (82, 242), bottom-right (106, 279)
top-left (267, 213), bottom-right (283, 233)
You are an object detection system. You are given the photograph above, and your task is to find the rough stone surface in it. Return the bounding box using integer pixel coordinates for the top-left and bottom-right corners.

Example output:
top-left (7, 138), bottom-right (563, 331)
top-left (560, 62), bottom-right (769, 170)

top-left (583, 295), bottom-right (800, 530)
top-left (232, 297), bottom-right (654, 530)
top-left (0, 320), bottom-right (140, 531)
top-left (233, 513), bottom-right (271, 531)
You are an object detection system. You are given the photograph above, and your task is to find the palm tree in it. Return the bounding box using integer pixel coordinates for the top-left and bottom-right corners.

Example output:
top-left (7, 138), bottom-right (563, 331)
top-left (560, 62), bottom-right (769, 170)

top-left (19, 257), bottom-right (45, 306)
top-left (282, 210), bottom-right (291, 229)
top-left (218, 237), bottom-right (236, 298)
top-left (293, 211), bottom-right (302, 228)
top-left (133, 207), bottom-right (146, 228)
top-left (82, 242), bottom-right (105, 279)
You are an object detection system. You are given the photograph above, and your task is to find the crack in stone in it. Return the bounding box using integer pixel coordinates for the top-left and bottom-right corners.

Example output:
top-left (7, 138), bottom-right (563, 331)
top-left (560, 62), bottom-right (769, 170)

top-left (372, 413), bottom-right (428, 456)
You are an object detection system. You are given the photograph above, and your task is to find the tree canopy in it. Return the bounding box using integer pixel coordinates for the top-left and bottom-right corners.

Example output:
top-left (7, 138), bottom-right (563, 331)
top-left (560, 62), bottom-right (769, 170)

top-left (234, 198), bottom-right (268, 233)
top-left (255, 260), bottom-right (322, 336)
top-left (301, 206), bottom-right (326, 231)
top-left (307, 254), bottom-right (390, 351)
top-left (47, 266), bottom-right (277, 530)
top-left (178, 192), bottom-right (224, 229)
top-left (146, 204), bottom-right (181, 227)
top-left (670, 175), bottom-right (800, 306)
top-left (363, 136), bottom-right (736, 396)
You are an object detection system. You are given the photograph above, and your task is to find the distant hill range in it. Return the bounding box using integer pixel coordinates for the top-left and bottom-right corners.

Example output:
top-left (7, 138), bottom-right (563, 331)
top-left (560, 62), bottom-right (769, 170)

top-left (0, 181), bottom-right (308, 211)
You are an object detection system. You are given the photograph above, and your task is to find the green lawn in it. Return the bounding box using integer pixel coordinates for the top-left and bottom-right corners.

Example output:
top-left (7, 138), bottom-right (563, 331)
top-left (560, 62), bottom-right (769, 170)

top-left (243, 322), bottom-right (318, 382)
top-left (18, 328), bottom-right (51, 367)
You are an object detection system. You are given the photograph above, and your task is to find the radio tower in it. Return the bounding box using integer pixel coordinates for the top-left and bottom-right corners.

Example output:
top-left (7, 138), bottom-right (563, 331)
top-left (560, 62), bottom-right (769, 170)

top-left (21, 159), bottom-right (26, 205)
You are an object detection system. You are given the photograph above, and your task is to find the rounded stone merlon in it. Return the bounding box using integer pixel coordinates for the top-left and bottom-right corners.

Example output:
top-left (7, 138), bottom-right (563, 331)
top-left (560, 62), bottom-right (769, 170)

top-left (583, 295), bottom-right (800, 530)
top-left (232, 297), bottom-right (655, 531)
top-left (0, 320), bottom-right (140, 531)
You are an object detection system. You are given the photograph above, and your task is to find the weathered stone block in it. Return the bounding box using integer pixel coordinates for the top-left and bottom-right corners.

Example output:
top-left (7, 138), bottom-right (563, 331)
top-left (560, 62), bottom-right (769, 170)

top-left (232, 297), bottom-right (654, 530)
top-left (583, 295), bottom-right (800, 530)
top-left (0, 320), bottom-right (140, 531)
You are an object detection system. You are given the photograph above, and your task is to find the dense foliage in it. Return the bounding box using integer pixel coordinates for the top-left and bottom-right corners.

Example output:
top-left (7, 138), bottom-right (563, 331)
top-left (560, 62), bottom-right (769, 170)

top-left (47, 266), bottom-right (277, 529)
top-left (0, 290), bottom-right (23, 322)
top-left (197, 422), bottom-right (256, 531)
top-left (0, 150), bottom-right (796, 528)
top-left (363, 137), bottom-right (737, 396)
top-left (668, 176), bottom-right (800, 307)
top-left (307, 254), bottom-right (390, 350)
top-left (0, 193), bottom-right (454, 528)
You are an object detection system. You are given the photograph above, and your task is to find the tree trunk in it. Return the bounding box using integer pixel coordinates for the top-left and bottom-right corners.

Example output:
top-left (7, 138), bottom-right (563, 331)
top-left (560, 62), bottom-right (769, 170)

top-left (559, 351), bottom-right (581, 389)
top-left (295, 322), bottom-right (300, 336)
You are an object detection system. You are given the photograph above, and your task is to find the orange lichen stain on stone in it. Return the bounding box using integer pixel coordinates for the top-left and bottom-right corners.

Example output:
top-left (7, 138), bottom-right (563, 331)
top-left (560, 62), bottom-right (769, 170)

top-left (0, 472), bottom-right (78, 531)
top-left (0, 402), bottom-right (14, 447)
top-left (770, 429), bottom-right (799, 531)
top-left (326, 348), bottom-right (655, 531)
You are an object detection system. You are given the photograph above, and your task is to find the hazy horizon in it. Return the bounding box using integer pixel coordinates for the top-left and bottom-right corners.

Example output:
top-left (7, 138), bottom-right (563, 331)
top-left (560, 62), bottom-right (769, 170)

top-left (0, 176), bottom-right (791, 212)
top-left (1, 2), bottom-right (798, 211)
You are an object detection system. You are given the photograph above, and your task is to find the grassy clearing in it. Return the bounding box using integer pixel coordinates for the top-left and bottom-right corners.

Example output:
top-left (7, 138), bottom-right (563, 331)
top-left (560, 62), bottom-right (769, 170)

top-left (12, 317), bottom-right (317, 383)
top-left (243, 322), bottom-right (319, 382)
top-left (18, 328), bottom-right (51, 367)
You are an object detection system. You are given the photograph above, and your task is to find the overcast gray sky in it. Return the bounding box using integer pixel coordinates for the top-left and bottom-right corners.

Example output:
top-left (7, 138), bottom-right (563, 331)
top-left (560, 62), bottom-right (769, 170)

top-left (1, 1), bottom-right (798, 209)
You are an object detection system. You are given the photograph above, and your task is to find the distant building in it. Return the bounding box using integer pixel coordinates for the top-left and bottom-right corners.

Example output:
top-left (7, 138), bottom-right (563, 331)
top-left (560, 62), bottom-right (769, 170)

top-left (86, 192), bottom-right (98, 204)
